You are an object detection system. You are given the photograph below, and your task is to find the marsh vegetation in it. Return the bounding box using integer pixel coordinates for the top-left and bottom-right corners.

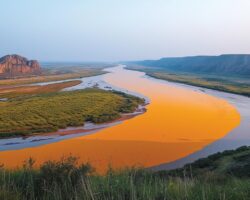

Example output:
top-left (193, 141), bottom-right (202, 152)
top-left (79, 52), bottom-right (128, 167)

top-left (0, 85), bottom-right (144, 138)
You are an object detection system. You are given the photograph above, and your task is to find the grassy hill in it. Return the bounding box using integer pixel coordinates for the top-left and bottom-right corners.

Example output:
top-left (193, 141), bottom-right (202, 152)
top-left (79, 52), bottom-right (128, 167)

top-left (0, 146), bottom-right (250, 199)
top-left (160, 146), bottom-right (250, 178)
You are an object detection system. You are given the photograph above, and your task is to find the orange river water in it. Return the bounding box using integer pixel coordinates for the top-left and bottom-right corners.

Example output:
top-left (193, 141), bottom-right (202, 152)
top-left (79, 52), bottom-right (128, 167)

top-left (0, 66), bottom-right (241, 173)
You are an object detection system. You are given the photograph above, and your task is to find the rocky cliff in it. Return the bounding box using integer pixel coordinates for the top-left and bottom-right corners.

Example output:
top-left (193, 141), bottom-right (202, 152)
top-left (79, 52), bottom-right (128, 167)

top-left (0, 55), bottom-right (41, 78)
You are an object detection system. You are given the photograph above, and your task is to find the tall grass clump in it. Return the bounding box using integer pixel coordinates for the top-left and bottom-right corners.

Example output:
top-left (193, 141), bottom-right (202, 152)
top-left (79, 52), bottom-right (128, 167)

top-left (0, 154), bottom-right (250, 200)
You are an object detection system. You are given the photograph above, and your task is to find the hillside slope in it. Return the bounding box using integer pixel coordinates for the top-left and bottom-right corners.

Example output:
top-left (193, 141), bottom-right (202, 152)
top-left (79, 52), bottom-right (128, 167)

top-left (132, 54), bottom-right (250, 76)
top-left (163, 146), bottom-right (250, 178)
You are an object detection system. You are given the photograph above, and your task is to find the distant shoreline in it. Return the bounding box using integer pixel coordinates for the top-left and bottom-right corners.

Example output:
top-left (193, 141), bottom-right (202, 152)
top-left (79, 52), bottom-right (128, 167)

top-left (125, 66), bottom-right (250, 97)
top-left (147, 72), bottom-right (250, 97)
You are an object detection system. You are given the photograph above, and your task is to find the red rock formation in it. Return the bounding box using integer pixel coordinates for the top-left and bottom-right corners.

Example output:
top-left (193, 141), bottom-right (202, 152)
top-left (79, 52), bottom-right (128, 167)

top-left (0, 55), bottom-right (41, 77)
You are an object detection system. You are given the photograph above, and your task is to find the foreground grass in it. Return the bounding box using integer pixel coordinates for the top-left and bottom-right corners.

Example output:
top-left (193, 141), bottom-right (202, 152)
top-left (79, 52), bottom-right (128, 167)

top-left (0, 146), bottom-right (250, 200)
top-left (0, 88), bottom-right (144, 138)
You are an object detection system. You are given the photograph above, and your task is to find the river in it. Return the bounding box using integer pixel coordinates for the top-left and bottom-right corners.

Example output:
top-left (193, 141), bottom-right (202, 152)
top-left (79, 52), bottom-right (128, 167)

top-left (0, 66), bottom-right (242, 173)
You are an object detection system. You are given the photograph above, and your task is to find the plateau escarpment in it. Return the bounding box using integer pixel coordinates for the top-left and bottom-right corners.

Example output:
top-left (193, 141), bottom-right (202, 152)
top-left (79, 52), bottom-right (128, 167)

top-left (130, 54), bottom-right (250, 76)
top-left (0, 54), bottom-right (41, 78)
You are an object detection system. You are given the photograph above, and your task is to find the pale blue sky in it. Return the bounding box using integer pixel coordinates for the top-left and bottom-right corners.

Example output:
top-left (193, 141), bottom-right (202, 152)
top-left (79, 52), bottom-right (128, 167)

top-left (1, 0), bottom-right (250, 61)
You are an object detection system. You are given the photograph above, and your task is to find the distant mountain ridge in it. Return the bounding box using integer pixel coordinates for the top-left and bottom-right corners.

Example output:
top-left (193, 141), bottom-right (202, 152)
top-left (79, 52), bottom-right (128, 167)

top-left (0, 54), bottom-right (41, 78)
top-left (131, 54), bottom-right (250, 76)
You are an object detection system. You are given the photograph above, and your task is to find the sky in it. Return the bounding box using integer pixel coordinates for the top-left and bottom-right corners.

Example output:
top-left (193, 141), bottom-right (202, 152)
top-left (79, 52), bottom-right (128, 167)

top-left (1, 0), bottom-right (250, 62)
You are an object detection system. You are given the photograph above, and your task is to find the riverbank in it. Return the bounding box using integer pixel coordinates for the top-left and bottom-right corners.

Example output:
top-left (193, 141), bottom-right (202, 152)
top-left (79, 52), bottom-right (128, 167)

top-left (125, 66), bottom-right (250, 97)
top-left (147, 72), bottom-right (250, 97)
top-left (36, 103), bottom-right (147, 138)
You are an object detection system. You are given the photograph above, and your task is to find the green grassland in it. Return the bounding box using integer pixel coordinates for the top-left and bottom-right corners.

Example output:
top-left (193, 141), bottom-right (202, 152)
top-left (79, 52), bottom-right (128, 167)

top-left (126, 66), bottom-right (250, 97)
top-left (0, 88), bottom-right (144, 138)
top-left (0, 146), bottom-right (250, 200)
